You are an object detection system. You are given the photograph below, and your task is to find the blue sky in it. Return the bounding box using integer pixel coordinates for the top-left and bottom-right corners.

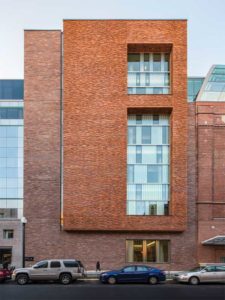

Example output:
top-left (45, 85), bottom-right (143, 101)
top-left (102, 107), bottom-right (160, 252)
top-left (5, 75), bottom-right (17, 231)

top-left (0, 0), bottom-right (225, 78)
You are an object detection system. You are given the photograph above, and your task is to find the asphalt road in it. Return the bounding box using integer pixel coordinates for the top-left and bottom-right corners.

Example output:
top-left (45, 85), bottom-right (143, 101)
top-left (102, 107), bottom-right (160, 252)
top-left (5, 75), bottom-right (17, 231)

top-left (0, 281), bottom-right (225, 300)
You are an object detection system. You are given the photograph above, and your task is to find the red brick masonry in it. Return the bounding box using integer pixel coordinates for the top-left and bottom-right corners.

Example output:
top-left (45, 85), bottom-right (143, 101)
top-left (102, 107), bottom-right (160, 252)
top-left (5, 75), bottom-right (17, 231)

top-left (63, 20), bottom-right (188, 231)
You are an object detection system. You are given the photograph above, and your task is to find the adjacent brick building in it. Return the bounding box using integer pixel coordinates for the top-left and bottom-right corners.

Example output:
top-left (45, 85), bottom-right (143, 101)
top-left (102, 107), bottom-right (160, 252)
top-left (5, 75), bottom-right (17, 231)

top-left (22, 20), bottom-right (225, 270)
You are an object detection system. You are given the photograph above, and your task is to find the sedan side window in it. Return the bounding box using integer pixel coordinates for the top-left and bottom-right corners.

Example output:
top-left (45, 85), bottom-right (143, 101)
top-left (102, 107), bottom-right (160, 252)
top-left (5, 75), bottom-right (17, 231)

top-left (215, 266), bottom-right (225, 272)
top-left (136, 266), bottom-right (149, 272)
top-left (205, 266), bottom-right (216, 272)
top-left (123, 266), bottom-right (136, 273)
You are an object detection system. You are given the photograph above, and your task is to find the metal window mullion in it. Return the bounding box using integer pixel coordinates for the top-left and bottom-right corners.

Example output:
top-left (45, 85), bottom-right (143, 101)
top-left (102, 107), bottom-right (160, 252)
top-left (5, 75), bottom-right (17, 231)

top-left (143, 240), bottom-right (147, 262)
top-left (140, 53), bottom-right (144, 72)
top-left (156, 240), bottom-right (160, 263)
top-left (161, 53), bottom-right (165, 72)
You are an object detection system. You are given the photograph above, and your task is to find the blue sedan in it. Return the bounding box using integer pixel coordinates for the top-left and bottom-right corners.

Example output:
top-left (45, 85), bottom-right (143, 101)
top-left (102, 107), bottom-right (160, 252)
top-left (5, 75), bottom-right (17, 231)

top-left (100, 265), bottom-right (166, 285)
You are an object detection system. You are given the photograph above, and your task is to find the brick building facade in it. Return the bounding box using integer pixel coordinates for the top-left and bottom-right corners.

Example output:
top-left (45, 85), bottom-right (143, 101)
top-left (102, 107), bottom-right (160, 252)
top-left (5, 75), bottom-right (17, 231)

top-left (22, 20), bottom-right (225, 270)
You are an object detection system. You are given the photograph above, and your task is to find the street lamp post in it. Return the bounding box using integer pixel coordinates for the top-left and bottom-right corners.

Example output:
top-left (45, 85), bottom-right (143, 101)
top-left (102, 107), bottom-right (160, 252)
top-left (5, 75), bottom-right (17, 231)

top-left (21, 217), bottom-right (27, 268)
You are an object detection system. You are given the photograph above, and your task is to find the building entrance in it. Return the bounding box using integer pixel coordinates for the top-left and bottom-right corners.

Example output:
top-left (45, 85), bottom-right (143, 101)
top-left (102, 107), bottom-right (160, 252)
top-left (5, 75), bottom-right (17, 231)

top-left (0, 248), bottom-right (12, 268)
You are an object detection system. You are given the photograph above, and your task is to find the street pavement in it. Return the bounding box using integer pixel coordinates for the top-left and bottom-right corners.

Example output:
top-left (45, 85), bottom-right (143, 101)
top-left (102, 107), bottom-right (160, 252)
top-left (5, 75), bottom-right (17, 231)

top-left (0, 280), bottom-right (224, 300)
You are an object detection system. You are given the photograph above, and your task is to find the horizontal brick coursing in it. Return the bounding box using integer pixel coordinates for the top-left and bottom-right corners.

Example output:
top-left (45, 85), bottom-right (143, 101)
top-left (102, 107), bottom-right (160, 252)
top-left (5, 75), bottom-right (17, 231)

top-left (63, 20), bottom-right (188, 232)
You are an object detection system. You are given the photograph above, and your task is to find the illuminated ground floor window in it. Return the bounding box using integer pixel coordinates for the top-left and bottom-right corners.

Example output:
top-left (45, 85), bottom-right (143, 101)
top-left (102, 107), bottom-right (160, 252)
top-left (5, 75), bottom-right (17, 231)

top-left (126, 239), bottom-right (169, 263)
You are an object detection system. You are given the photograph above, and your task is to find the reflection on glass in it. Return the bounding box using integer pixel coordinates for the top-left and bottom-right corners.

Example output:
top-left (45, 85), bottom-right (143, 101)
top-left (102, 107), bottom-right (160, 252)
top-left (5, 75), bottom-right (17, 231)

top-left (128, 54), bottom-right (140, 71)
top-left (133, 240), bottom-right (143, 262)
top-left (153, 54), bottom-right (161, 71)
top-left (146, 240), bottom-right (156, 262)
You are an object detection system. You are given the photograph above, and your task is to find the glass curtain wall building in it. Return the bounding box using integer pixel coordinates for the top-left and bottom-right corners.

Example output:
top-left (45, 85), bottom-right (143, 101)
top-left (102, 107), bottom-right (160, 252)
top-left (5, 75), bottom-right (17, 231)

top-left (0, 80), bottom-right (24, 219)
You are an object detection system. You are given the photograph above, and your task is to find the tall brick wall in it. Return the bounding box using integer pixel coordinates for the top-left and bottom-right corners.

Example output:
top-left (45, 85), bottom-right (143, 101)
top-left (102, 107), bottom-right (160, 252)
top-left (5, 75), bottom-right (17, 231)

top-left (63, 20), bottom-right (188, 232)
top-left (24, 31), bottom-right (62, 259)
top-left (23, 22), bottom-right (198, 270)
top-left (196, 103), bottom-right (225, 263)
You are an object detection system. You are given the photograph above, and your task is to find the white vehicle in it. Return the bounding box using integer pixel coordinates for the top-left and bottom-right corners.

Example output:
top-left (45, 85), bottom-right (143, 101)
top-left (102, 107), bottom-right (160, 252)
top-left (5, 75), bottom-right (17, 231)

top-left (174, 265), bottom-right (225, 285)
top-left (12, 259), bottom-right (85, 285)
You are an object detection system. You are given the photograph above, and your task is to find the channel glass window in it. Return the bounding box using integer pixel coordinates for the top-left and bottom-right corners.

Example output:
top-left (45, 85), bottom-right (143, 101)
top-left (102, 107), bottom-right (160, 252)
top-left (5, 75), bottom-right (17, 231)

top-left (128, 53), bottom-right (170, 94)
top-left (126, 240), bottom-right (169, 263)
top-left (127, 114), bottom-right (170, 215)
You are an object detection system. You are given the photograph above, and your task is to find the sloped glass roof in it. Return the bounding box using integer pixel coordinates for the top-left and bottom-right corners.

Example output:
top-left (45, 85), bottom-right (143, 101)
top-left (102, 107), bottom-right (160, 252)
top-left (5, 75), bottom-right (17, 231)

top-left (197, 65), bottom-right (225, 101)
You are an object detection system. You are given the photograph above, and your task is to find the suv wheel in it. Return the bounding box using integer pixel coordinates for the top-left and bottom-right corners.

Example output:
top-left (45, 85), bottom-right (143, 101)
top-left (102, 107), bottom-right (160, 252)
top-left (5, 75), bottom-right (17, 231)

top-left (16, 274), bottom-right (29, 285)
top-left (149, 276), bottom-right (158, 285)
top-left (60, 273), bottom-right (72, 285)
top-left (189, 276), bottom-right (199, 285)
top-left (108, 276), bottom-right (116, 285)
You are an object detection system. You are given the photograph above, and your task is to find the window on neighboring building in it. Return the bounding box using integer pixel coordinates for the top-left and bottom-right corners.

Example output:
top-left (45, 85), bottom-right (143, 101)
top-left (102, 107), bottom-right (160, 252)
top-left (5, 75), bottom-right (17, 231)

top-left (127, 114), bottom-right (170, 215)
top-left (0, 108), bottom-right (23, 119)
top-left (128, 53), bottom-right (170, 94)
top-left (3, 229), bottom-right (14, 239)
top-left (126, 240), bottom-right (169, 263)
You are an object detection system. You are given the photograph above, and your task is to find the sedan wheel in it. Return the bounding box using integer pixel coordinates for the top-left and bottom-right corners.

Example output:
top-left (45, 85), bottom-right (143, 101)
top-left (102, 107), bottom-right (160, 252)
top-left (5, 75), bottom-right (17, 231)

top-left (149, 276), bottom-right (158, 285)
top-left (189, 276), bottom-right (199, 285)
top-left (108, 276), bottom-right (116, 285)
top-left (16, 274), bottom-right (29, 285)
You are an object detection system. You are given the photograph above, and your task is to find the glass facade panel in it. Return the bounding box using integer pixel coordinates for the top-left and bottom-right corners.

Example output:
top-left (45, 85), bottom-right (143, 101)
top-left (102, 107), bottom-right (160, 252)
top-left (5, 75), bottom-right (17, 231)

top-left (128, 53), bottom-right (170, 94)
top-left (0, 124), bottom-right (23, 219)
top-left (197, 66), bottom-right (225, 102)
top-left (0, 80), bottom-right (23, 100)
top-left (127, 114), bottom-right (170, 215)
top-left (126, 240), bottom-right (169, 263)
top-left (187, 77), bottom-right (204, 102)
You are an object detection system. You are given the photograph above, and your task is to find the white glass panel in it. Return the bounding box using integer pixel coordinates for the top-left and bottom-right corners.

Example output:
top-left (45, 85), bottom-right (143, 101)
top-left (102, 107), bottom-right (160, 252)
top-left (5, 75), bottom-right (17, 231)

top-left (127, 185), bottom-right (136, 200)
top-left (136, 127), bottom-right (142, 144)
top-left (142, 146), bottom-right (156, 164)
top-left (162, 146), bottom-right (169, 164)
top-left (6, 199), bottom-right (18, 208)
top-left (151, 127), bottom-right (162, 144)
top-left (134, 165), bottom-right (147, 183)
top-left (157, 202), bottom-right (165, 215)
top-left (127, 146), bottom-right (136, 164)
top-left (127, 201), bottom-right (136, 215)
top-left (150, 74), bottom-right (164, 86)
top-left (0, 199), bottom-right (7, 208)
top-left (162, 165), bottom-right (169, 183)
top-left (18, 188), bottom-right (23, 198)
top-left (142, 185), bottom-right (162, 201)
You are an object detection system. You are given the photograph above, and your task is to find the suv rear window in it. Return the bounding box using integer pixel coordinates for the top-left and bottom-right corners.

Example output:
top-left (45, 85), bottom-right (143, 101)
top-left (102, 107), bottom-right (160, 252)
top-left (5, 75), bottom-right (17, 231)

top-left (63, 261), bottom-right (79, 268)
top-left (50, 261), bottom-right (61, 268)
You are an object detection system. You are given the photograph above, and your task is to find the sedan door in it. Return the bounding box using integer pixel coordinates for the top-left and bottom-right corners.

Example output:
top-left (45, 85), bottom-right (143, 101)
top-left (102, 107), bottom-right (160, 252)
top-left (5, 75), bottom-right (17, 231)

top-left (117, 266), bottom-right (136, 283)
top-left (199, 266), bottom-right (217, 282)
top-left (135, 266), bottom-right (150, 282)
top-left (215, 266), bottom-right (225, 283)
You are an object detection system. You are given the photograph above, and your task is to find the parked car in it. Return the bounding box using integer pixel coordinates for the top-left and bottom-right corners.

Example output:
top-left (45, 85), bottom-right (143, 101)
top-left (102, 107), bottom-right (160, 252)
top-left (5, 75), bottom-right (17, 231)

top-left (12, 259), bottom-right (85, 285)
top-left (100, 265), bottom-right (166, 284)
top-left (0, 267), bottom-right (13, 283)
top-left (174, 265), bottom-right (225, 285)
